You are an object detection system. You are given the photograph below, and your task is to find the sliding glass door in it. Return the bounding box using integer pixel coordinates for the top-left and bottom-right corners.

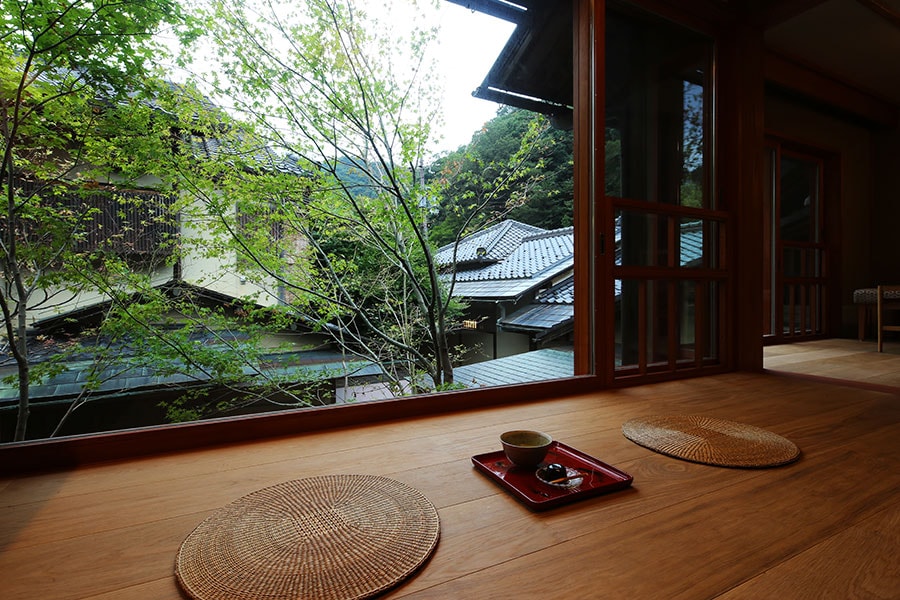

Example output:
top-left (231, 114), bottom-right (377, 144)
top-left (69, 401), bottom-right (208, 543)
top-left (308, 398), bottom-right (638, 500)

top-left (604, 7), bottom-right (726, 380)
top-left (764, 143), bottom-right (828, 341)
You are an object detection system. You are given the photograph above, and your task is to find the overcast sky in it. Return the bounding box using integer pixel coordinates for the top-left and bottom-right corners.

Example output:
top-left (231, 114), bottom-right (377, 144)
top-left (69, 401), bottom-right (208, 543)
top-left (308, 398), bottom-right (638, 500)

top-left (157, 1), bottom-right (515, 155)
top-left (430, 2), bottom-right (515, 153)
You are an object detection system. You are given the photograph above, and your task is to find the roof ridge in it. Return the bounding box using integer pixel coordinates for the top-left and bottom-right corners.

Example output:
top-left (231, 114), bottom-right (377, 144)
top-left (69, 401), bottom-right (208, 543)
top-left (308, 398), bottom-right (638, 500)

top-left (481, 219), bottom-right (517, 254)
top-left (435, 218), bottom-right (546, 257)
top-left (521, 225), bottom-right (574, 242)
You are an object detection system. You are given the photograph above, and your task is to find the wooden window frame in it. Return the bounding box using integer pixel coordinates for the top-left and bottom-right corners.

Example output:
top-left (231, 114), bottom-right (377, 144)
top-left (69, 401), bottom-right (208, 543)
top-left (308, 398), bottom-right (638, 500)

top-left (1, 0), bottom-right (769, 473)
top-left (0, 0), bottom-right (602, 473)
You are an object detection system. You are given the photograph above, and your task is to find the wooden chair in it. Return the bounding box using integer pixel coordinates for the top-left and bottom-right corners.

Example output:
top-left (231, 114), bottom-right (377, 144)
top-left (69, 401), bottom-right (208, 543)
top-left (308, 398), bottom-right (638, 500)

top-left (876, 285), bottom-right (900, 352)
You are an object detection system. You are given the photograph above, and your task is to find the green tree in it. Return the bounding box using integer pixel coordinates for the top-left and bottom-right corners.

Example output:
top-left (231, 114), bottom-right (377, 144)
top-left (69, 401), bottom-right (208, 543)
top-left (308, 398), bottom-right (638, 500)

top-left (177, 0), bottom-right (466, 394)
top-left (428, 106), bottom-right (573, 247)
top-left (0, 0), bottom-right (198, 440)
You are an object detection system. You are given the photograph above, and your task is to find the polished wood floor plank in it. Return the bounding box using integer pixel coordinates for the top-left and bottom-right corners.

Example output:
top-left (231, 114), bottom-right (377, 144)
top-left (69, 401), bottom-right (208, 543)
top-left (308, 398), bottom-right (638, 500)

top-left (392, 458), bottom-right (758, 596)
top-left (2, 371), bottom-right (898, 600)
top-left (715, 504), bottom-right (900, 600)
top-left (0, 513), bottom-right (202, 600)
top-left (81, 578), bottom-right (183, 600)
top-left (393, 444), bottom-right (899, 599)
top-left (765, 338), bottom-right (900, 389)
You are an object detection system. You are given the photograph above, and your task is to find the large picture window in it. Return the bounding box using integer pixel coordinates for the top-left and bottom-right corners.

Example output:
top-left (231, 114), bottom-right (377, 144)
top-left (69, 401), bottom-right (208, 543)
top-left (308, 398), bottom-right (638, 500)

top-left (1, 0), bottom-right (579, 443)
top-left (1, 0), bottom-right (732, 456)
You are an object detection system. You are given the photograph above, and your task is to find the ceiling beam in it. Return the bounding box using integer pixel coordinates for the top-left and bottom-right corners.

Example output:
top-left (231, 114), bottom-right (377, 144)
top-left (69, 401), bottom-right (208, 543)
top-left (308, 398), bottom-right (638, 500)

top-left (855, 0), bottom-right (900, 30)
top-left (765, 51), bottom-right (899, 127)
top-left (752, 0), bottom-right (831, 28)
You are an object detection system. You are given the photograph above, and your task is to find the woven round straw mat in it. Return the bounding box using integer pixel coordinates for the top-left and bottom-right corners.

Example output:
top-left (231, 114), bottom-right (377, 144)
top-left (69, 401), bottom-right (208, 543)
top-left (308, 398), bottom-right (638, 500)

top-left (622, 415), bottom-right (800, 468)
top-left (175, 475), bottom-right (440, 600)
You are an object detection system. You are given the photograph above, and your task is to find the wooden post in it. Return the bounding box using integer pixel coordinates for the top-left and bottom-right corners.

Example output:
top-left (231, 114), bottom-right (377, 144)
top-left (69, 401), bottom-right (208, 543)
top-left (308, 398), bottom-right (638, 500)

top-left (718, 18), bottom-right (766, 371)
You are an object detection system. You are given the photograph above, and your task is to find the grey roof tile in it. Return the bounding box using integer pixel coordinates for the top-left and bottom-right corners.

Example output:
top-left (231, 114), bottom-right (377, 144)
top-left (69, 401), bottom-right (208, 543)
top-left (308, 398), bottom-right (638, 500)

top-left (680, 221), bottom-right (704, 266)
top-left (453, 226), bottom-right (573, 282)
top-left (435, 220), bottom-right (546, 265)
top-left (51, 383), bottom-right (84, 396)
top-left (191, 136), bottom-right (308, 176)
top-left (536, 276), bottom-right (574, 304)
top-left (499, 303), bottom-right (573, 331)
top-left (440, 221), bottom-right (574, 301)
top-left (448, 258), bottom-right (573, 300)
top-left (0, 352), bottom-right (383, 404)
top-left (453, 348), bottom-right (574, 388)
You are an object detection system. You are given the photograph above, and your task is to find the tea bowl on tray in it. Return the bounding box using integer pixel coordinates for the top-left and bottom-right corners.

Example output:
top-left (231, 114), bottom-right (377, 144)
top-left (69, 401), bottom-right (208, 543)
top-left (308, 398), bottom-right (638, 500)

top-left (500, 429), bottom-right (552, 468)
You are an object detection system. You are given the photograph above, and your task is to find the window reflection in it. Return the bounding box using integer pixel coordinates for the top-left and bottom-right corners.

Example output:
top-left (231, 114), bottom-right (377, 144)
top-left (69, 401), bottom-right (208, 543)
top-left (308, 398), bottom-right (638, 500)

top-left (605, 10), bottom-right (712, 208)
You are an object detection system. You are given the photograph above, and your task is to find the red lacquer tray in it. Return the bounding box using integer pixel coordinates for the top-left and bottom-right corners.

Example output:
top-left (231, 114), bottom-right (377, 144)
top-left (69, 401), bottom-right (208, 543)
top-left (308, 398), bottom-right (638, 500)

top-left (472, 441), bottom-right (633, 511)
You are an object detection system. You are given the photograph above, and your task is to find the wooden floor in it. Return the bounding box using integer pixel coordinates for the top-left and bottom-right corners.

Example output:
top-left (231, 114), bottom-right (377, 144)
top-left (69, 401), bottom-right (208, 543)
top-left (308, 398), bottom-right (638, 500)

top-left (765, 338), bottom-right (900, 390)
top-left (2, 368), bottom-right (899, 599)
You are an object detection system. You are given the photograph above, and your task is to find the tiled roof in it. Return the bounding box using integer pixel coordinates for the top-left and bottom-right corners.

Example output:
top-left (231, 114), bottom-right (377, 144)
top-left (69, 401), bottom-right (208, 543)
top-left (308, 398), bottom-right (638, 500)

top-left (434, 220), bottom-right (546, 265)
top-left (191, 136), bottom-right (307, 176)
top-left (679, 221), bottom-right (704, 266)
top-left (462, 227), bottom-right (572, 281)
top-left (449, 278), bottom-right (542, 299)
top-left (0, 350), bottom-right (380, 404)
top-left (453, 348), bottom-right (574, 388)
top-left (448, 257), bottom-right (573, 300)
top-left (499, 303), bottom-right (573, 332)
top-left (440, 221), bottom-right (574, 301)
top-left (536, 276), bottom-right (574, 304)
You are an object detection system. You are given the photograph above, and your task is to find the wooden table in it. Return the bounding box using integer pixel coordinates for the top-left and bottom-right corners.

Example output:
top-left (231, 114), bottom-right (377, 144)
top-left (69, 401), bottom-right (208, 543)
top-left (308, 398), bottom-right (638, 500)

top-left (2, 372), bottom-right (898, 599)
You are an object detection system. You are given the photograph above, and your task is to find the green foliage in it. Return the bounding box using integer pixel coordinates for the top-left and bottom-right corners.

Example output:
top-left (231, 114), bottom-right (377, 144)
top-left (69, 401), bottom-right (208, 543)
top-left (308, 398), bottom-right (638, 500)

top-left (427, 107), bottom-right (573, 247)
top-left (605, 127), bottom-right (622, 197)
top-left (1, 0), bottom-right (577, 441)
top-left (0, 0), bottom-right (198, 86)
top-left (1, 0), bottom-right (197, 440)
top-left (183, 0), bottom-right (460, 391)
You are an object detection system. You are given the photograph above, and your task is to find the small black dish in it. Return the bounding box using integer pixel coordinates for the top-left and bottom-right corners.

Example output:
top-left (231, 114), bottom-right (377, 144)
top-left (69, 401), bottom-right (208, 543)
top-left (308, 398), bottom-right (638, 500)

top-left (535, 464), bottom-right (584, 488)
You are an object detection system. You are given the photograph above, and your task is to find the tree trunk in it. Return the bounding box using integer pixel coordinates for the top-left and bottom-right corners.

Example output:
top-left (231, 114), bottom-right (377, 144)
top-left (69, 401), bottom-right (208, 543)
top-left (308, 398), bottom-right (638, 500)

top-left (13, 307), bottom-right (30, 441)
top-left (14, 361), bottom-right (30, 441)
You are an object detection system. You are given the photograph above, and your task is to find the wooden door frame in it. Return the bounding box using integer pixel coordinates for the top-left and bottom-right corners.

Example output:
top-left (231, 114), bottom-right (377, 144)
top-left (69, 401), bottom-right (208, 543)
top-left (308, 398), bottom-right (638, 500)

top-left (763, 135), bottom-right (842, 344)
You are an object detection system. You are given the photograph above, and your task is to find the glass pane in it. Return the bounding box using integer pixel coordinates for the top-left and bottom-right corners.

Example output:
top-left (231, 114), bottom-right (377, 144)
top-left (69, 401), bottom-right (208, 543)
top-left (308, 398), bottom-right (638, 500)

top-left (615, 278), bottom-right (640, 369)
top-left (1, 1), bottom-right (581, 442)
top-left (678, 279), bottom-right (697, 359)
top-left (649, 280), bottom-right (669, 365)
top-left (681, 81), bottom-right (705, 208)
top-left (702, 280), bottom-right (719, 360)
top-left (764, 148), bottom-right (776, 336)
top-left (608, 7), bottom-right (721, 378)
top-left (783, 247), bottom-right (822, 278)
top-left (615, 278), bottom-right (719, 371)
top-left (678, 279), bottom-right (719, 363)
top-left (781, 283), bottom-right (822, 336)
top-left (616, 211), bottom-right (663, 267)
top-left (606, 11), bottom-right (712, 208)
top-left (680, 217), bottom-right (718, 268)
top-left (615, 210), bottom-right (719, 268)
top-left (780, 156), bottom-right (820, 242)
top-left (606, 127), bottom-right (623, 197)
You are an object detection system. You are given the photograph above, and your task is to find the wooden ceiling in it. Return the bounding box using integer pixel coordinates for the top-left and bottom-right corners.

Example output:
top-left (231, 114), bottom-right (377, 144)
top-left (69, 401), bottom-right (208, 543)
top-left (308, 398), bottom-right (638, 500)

top-left (764, 0), bottom-right (900, 106)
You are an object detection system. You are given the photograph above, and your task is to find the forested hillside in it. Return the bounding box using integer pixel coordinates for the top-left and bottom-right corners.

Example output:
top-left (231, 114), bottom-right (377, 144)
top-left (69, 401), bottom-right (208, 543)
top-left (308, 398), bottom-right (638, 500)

top-left (426, 106), bottom-right (574, 246)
